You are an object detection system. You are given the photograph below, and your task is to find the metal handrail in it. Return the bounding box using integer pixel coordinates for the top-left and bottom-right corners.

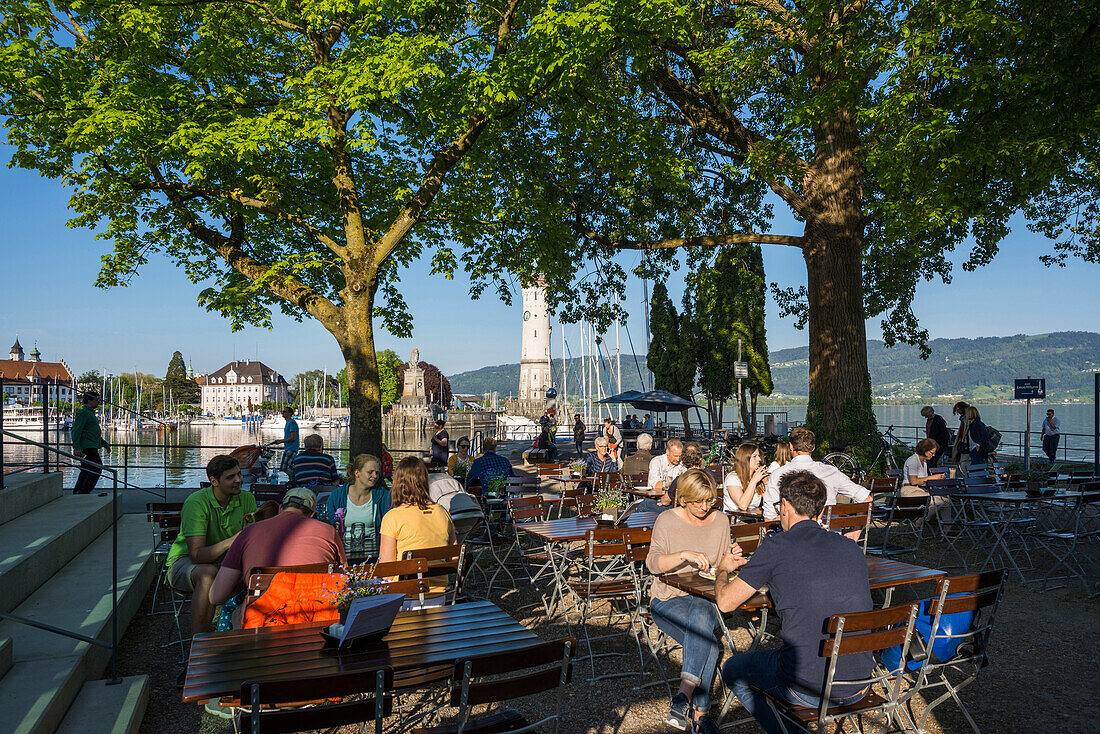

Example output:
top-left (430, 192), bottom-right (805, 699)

top-left (0, 428), bottom-right (121, 685)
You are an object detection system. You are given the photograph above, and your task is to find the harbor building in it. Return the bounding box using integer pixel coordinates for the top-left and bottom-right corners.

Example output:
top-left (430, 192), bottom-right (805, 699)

top-left (197, 360), bottom-right (290, 414)
top-left (518, 279), bottom-right (552, 403)
top-left (0, 337), bottom-right (76, 404)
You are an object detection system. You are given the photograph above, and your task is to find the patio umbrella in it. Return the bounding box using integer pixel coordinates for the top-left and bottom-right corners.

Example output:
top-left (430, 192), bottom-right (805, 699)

top-left (595, 390), bottom-right (644, 404)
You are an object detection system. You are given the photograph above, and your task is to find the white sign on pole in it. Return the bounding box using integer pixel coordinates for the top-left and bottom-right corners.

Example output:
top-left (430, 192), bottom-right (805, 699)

top-left (734, 362), bottom-right (749, 379)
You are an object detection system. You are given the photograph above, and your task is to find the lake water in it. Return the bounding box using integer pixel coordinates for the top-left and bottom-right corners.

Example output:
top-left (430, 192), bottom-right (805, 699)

top-left (4, 402), bottom-right (1095, 489)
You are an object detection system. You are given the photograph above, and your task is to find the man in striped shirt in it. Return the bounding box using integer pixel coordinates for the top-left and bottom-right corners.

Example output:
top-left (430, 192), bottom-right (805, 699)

top-left (289, 433), bottom-right (340, 487)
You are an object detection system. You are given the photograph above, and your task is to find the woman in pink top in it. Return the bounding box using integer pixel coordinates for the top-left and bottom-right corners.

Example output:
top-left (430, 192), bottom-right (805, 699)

top-left (645, 469), bottom-right (731, 734)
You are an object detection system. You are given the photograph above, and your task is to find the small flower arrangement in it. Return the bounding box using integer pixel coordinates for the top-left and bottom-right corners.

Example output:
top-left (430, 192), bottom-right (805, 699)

top-left (331, 562), bottom-right (385, 613)
top-left (569, 459), bottom-right (587, 473)
top-left (484, 475), bottom-right (508, 499)
top-left (595, 484), bottom-right (624, 512)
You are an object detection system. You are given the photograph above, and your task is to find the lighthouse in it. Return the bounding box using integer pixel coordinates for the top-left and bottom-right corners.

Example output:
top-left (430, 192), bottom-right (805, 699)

top-left (518, 279), bottom-right (552, 405)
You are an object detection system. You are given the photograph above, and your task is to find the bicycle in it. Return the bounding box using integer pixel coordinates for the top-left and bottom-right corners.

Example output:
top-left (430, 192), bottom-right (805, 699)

top-left (822, 425), bottom-right (909, 484)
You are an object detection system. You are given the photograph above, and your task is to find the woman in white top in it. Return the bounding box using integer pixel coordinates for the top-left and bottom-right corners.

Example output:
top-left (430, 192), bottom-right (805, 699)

top-left (899, 438), bottom-right (951, 524)
top-left (766, 440), bottom-right (792, 477)
top-left (723, 444), bottom-right (768, 512)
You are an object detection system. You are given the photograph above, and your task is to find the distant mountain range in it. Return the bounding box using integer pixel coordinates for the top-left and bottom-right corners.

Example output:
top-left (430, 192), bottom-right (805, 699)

top-left (449, 331), bottom-right (1100, 403)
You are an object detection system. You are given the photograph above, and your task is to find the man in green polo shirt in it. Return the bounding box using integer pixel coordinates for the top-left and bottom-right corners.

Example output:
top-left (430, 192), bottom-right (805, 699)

top-left (165, 455), bottom-right (256, 640)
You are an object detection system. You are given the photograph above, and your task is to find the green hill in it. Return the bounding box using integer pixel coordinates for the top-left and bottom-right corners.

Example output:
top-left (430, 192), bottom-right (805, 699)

top-left (449, 331), bottom-right (1100, 402)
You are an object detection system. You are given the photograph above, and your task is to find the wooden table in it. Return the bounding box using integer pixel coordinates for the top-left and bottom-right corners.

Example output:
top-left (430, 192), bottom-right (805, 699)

top-left (182, 601), bottom-right (540, 703)
top-left (625, 487), bottom-right (663, 499)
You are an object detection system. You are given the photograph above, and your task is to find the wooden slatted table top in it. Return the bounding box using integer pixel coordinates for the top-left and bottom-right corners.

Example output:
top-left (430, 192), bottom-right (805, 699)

top-left (182, 601), bottom-right (540, 703)
top-left (517, 513), bottom-right (659, 542)
top-left (660, 557), bottom-right (946, 612)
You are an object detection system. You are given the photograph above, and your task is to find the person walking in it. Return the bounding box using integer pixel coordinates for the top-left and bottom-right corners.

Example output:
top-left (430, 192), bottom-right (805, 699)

top-left (1041, 409), bottom-right (1061, 463)
top-left (950, 401), bottom-right (970, 475)
top-left (71, 391), bottom-right (110, 494)
top-left (573, 414), bottom-right (586, 457)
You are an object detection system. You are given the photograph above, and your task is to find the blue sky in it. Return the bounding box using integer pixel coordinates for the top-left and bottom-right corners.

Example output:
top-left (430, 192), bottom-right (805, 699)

top-left (2, 144), bottom-right (1097, 382)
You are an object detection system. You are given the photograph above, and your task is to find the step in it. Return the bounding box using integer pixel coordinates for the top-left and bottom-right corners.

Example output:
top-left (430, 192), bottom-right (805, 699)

top-left (0, 472), bottom-right (62, 526)
top-left (0, 515), bottom-right (156, 734)
top-left (55, 676), bottom-right (149, 734)
top-left (0, 638), bottom-right (10, 679)
top-left (0, 494), bottom-right (114, 614)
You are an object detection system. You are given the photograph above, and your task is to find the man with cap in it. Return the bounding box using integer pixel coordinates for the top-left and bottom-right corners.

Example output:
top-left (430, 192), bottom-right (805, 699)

top-left (208, 485), bottom-right (347, 620)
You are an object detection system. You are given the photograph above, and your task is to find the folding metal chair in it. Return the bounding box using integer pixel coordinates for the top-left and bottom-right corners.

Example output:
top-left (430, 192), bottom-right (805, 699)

top-left (903, 570), bottom-right (1007, 734)
top-left (236, 666), bottom-right (393, 734)
top-left (412, 638), bottom-right (575, 734)
top-left (758, 602), bottom-right (920, 734)
top-left (1032, 488), bottom-right (1100, 597)
top-left (822, 501), bottom-right (872, 552)
top-left (866, 495), bottom-right (930, 561)
top-left (563, 527), bottom-right (647, 681)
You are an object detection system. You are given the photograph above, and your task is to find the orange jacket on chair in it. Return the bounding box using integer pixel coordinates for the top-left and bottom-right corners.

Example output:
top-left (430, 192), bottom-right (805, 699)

top-left (242, 572), bottom-right (345, 629)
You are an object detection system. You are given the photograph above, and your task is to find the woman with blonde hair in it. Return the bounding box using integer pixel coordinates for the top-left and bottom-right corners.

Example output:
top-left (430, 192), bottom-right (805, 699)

top-left (723, 444), bottom-right (768, 512)
top-left (767, 440), bottom-right (792, 476)
top-left (325, 453), bottom-right (391, 555)
top-left (645, 468), bottom-right (731, 733)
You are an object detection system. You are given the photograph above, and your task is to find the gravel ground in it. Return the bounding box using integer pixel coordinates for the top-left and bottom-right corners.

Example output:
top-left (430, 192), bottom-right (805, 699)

top-left (119, 522), bottom-right (1100, 734)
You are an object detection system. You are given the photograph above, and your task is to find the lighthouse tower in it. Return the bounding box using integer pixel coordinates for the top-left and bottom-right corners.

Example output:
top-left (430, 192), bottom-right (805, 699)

top-left (518, 280), bottom-right (552, 406)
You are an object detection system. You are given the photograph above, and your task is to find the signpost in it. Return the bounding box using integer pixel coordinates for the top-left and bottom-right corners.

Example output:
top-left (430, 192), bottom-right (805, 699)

top-left (735, 340), bottom-right (749, 435)
top-left (1014, 378), bottom-right (1046, 468)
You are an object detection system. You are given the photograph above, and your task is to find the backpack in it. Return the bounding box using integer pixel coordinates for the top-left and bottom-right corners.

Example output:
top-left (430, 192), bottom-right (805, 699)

top-left (880, 597), bottom-right (977, 672)
top-left (982, 427), bottom-right (1002, 453)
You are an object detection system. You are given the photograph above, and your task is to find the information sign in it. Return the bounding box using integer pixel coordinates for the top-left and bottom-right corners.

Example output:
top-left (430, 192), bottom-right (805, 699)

top-left (734, 361), bottom-right (749, 379)
top-left (1014, 378), bottom-right (1045, 400)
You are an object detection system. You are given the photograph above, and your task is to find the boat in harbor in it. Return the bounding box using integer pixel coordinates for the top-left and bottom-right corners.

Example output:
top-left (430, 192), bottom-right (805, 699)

top-left (2, 404), bottom-right (69, 431)
top-left (214, 415), bottom-right (263, 428)
top-left (259, 415), bottom-right (320, 430)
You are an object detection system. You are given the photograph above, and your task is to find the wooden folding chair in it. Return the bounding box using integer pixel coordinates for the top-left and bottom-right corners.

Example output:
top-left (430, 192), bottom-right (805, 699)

top-left (904, 570), bottom-right (1007, 734)
top-left (866, 495), bottom-right (930, 560)
top-left (758, 602), bottom-right (920, 734)
top-left (412, 638), bottom-right (576, 734)
top-left (237, 666), bottom-right (394, 734)
top-left (822, 502), bottom-right (872, 552)
top-left (403, 544), bottom-right (469, 604)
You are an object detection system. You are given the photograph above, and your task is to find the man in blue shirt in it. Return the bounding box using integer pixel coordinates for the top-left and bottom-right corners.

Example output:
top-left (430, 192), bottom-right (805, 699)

top-left (715, 470), bottom-right (873, 734)
top-left (642, 414), bottom-right (655, 430)
top-left (269, 407), bottom-right (300, 481)
top-left (465, 437), bottom-right (514, 493)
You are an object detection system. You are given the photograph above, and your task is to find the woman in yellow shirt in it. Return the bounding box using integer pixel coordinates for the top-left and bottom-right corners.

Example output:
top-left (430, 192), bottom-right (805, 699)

top-left (380, 457), bottom-right (455, 600)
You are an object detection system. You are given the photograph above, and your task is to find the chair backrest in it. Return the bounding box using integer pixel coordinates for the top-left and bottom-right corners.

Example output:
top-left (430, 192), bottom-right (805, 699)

top-left (239, 666), bottom-right (393, 734)
top-left (574, 493), bottom-right (597, 517)
top-left (823, 503), bottom-right (871, 551)
top-left (146, 501), bottom-right (184, 514)
top-left (914, 570), bottom-right (1007, 689)
top-left (448, 638), bottom-right (575, 717)
top-left (537, 464), bottom-right (564, 476)
top-left (884, 494), bottom-right (930, 522)
top-left (965, 483), bottom-right (998, 494)
top-left (820, 602), bottom-right (919, 717)
top-left (507, 495), bottom-right (546, 523)
top-left (864, 477), bottom-right (897, 495)
top-left (592, 471), bottom-right (622, 491)
top-left (403, 544), bottom-right (468, 604)
top-left (730, 520), bottom-right (778, 554)
top-left (247, 563), bottom-right (345, 596)
top-left (825, 501), bottom-right (871, 517)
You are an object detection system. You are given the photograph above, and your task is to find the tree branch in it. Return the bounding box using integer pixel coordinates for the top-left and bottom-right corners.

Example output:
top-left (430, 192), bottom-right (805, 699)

top-left (591, 232), bottom-right (805, 250)
top-left (143, 156), bottom-right (342, 327)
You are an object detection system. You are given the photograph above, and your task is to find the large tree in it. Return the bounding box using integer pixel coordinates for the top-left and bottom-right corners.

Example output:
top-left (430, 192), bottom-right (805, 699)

top-left (0, 0), bottom-right (616, 455)
top-left (483, 0), bottom-right (1100, 448)
top-left (684, 246), bottom-right (772, 433)
top-left (646, 282), bottom-right (696, 429)
top-left (163, 350), bottom-right (200, 404)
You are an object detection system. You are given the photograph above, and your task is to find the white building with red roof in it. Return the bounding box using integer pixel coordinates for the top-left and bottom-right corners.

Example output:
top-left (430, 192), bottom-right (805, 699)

top-left (1, 337), bottom-right (76, 404)
top-left (198, 360), bottom-right (289, 414)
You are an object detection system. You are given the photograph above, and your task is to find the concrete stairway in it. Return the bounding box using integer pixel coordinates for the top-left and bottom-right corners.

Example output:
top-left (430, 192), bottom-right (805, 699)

top-left (0, 473), bottom-right (155, 734)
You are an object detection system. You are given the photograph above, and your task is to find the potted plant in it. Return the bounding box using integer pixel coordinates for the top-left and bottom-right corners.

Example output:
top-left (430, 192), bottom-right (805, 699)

top-left (569, 459), bottom-right (586, 477)
top-left (484, 475), bottom-right (508, 500)
top-left (331, 563), bottom-right (385, 625)
top-left (595, 485), bottom-right (625, 524)
top-left (1020, 467), bottom-right (1049, 495)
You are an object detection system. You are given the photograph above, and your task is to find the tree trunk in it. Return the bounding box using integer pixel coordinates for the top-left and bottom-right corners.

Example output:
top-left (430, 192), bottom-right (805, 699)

top-left (340, 281), bottom-right (383, 458)
top-left (801, 111), bottom-right (876, 450)
top-left (750, 390), bottom-right (758, 435)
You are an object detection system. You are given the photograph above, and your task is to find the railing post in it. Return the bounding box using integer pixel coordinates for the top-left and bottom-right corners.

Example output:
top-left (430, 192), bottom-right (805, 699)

top-left (42, 380), bottom-right (49, 473)
top-left (0, 378), bottom-right (5, 489)
top-left (123, 445), bottom-right (129, 488)
top-left (109, 468), bottom-right (120, 685)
